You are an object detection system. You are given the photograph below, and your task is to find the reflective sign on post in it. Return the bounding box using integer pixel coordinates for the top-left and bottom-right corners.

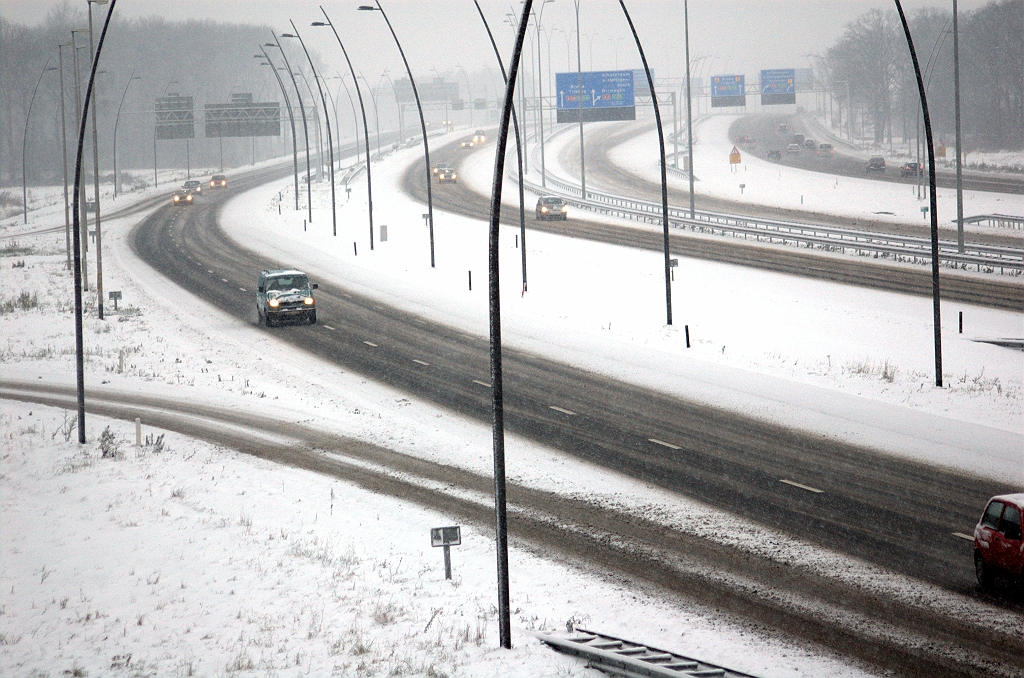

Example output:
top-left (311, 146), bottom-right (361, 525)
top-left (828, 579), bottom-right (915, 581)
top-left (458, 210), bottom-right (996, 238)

top-left (431, 526), bottom-right (461, 580)
top-left (729, 146), bottom-right (742, 164)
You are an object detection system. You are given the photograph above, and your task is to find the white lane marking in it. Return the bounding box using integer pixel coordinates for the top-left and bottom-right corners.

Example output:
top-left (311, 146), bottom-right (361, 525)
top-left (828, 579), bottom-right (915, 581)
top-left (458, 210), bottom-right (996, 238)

top-left (648, 438), bottom-right (681, 450)
top-left (549, 405), bottom-right (577, 416)
top-left (239, 287), bottom-right (247, 292)
top-left (323, 325), bottom-right (335, 331)
top-left (780, 479), bottom-right (824, 494)
top-left (207, 270), bottom-right (214, 274)
top-left (221, 278), bottom-right (229, 283)
top-left (473, 380), bottom-right (491, 388)
top-left (342, 293), bottom-right (353, 299)
top-left (952, 532), bottom-right (975, 541)
top-left (413, 319), bottom-right (426, 325)
top-left (363, 341), bottom-right (378, 347)
top-left (413, 359), bottom-right (430, 366)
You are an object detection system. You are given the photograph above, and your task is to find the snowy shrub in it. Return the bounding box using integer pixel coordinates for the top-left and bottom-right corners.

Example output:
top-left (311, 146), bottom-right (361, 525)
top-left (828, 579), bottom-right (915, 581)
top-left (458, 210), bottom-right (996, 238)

top-left (98, 426), bottom-right (123, 459)
top-left (54, 450), bottom-right (95, 475)
top-left (1, 291), bottom-right (38, 314)
top-left (51, 411), bottom-right (77, 442)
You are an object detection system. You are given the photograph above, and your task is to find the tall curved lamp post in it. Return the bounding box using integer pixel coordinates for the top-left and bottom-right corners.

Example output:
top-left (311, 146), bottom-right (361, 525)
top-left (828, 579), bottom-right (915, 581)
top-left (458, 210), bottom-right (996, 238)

top-left (358, 1), bottom-right (435, 268)
top-left (113, 71), bottom-right (141, 199)
top-left (472, 0), bottom-right (529, 292)
top-left (267, 34), bottom-right (312, 223)
top-left (295, 69), bottom-right (325, 183)
top-left (485, 0), bottom-right (534, 649)
top-left (71, 0), bottom-right (118, 443)
top-left (59, 43), bottom-right (73, 269)
top-left (314, 9), bottom-right (375, 250)
top-left (894, 0), bottom-right (942, 387)
top-left (283, 23), bottom-right (338, 237)
top-left (618, 0), bottom-right (672, 326)
top-left (257, 48), bottom-right (301, 211)
top-left (22, 59), bottom-right (56, 224)
top-left (532, 0), bottom-right (554, 188)
top-left (87, 0), bottom-right (109, 319)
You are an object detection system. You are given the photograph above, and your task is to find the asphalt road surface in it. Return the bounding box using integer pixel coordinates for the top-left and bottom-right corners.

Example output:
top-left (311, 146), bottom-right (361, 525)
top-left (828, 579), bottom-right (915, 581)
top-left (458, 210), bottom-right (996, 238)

top-left (733, 113), bottom-right (1024, 196)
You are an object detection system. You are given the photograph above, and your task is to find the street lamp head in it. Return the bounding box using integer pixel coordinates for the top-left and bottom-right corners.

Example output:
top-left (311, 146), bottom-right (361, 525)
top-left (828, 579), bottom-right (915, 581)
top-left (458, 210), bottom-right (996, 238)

top-left (87, 0), bottom-right (109, 5)
top-left (264, 43), bottom-right (277, 47)
top-left (281, 33), bottom-right (297, 38)
top-left (357, 5), bottom-right (378, 11)
top-left (311, 21), bottom-right (328, 26)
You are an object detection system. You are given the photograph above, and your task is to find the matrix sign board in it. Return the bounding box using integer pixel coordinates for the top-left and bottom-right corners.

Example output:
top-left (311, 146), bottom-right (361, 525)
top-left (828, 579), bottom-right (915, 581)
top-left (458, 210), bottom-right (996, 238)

top-left (556, 70), bottom-right (635, 123)
top-left (205, 93), bottom-right (281, 138)
top-left (760, 69), bottom-right (796, 105)
top-left (711, 75), bottom-right (746, 108)
top-left (155, 95), bottom-right (194, 140)
top-left (394, 77), bottom-right (459, 104)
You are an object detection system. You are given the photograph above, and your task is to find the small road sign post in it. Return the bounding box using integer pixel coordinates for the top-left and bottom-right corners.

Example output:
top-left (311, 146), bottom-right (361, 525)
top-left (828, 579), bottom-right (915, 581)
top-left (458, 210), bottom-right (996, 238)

top-left (669, 257), bottom-right (678, 281)
top-left (108, 290), bottom-right (121, 311)
top-left (431, 526), bottom-right (461, 580)
top-left (729, 146), bottom-right (741, 173)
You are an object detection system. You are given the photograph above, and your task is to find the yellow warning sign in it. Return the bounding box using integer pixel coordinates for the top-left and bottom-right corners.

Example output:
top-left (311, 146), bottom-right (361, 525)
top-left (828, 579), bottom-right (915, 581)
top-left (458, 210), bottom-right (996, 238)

top-left (729, 145), bottom-right (741, 164)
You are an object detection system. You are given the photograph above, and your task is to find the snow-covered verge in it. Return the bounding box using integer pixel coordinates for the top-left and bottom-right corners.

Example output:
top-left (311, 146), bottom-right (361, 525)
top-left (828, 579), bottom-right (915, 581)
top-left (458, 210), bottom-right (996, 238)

top-left (1, 129), bottom-right (1020, 676)
top-left (605, 114), bottom-right (1023, 231)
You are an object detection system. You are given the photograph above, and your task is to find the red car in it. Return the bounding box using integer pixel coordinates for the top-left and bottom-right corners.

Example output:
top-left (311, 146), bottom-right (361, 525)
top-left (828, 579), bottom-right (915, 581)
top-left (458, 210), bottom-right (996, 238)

top-left (974, 493), bottom-right (1023, 588)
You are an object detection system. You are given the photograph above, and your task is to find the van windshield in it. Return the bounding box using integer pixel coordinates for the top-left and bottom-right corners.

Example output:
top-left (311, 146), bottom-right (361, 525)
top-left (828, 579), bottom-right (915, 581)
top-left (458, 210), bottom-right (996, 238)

top-left (266, 275), bottom-right (309, 291)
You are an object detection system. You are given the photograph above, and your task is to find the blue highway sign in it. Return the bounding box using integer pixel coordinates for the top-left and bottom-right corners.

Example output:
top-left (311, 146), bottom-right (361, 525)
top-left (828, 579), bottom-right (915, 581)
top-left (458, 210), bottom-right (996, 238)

top-left (556, 70), bottom-right (636, 123)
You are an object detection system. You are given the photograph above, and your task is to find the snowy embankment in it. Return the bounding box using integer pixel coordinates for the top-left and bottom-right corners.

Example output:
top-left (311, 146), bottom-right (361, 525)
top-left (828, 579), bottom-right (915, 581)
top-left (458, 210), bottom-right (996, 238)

top-left (605, 113), bottom-right (1022, 231)
top-left (1, 125), bottom-right (1020, 676)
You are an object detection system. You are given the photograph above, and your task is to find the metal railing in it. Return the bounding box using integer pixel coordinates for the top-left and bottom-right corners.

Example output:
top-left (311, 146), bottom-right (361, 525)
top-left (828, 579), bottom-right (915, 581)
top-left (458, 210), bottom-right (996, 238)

top-left (510, 151), bottom-right (1023, 274)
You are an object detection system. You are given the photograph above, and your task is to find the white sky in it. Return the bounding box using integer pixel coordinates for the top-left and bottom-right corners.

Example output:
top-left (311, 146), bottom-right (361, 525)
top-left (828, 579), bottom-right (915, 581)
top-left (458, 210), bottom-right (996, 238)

top-left (1, 0), bottom-right (995, 84)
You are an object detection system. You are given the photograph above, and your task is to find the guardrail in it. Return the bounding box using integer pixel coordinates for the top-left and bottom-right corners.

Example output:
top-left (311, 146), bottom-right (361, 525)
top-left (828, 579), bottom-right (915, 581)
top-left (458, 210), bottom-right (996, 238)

top-left (510, 154), bottom-right (1023, 274)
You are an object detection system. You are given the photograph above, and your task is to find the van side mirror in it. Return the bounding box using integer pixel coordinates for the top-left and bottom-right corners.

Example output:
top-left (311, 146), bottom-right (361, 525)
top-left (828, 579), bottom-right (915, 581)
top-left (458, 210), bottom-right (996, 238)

top-left (257, 286), bottom-right (264, 293)
top-left (311, 283), bottom-right (318, 289)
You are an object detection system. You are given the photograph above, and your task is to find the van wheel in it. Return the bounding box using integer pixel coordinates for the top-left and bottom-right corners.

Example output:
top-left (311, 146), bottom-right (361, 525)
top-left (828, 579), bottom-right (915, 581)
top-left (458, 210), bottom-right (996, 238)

top-left (975, 552), bottom-right (993, 588)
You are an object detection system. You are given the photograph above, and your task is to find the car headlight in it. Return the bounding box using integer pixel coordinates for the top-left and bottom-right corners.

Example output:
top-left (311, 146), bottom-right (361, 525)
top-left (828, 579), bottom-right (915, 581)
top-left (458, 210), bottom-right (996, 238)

top-left (541, 207), bottom-right (548, 212)
top-left (304, 297), bottom-right (314, 305)
top-left (561, 206), bottom-right (567, 212)
top-left (268, 298), bottom-right (280, 308)
top-left (451, 174), bottom-right (457, 179)
top-left (173, 196), bottom-right (179, 202)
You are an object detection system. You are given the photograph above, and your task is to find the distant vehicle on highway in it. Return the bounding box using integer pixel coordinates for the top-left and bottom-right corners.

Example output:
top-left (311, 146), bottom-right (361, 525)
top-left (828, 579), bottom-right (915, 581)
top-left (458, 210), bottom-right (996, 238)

top-left (776, 123), bottom-right (789, 132)
top-left (460, 140), bottom-right (475, 149)
top-left (472, 129), bottom-right (486, 143)
top-left (792, 133), bottom-right (805, 145)
top-left (257, 269), bottom-right (318, 326)
top-left (767, 149), bottom-right (782, 160)
top-left (803, 138), bottom-right (816, 149)
top-left (974, 493), bottom-right (1023, 589)
top-left (209, 174), bottom-right (227, 189)
top-left (436, 165), bottom-right (457, 183)
top-left (182, 179), bottom-right (202, 194)
top-left (867, 156), bottom-right (886, 173)
top-left (817, 143), bottom-right (834, 156)
top-left (171, 190), bottom-right (193, 206)
top-left (786, 143), bottom-right (801, 154)
top-left (535, 196), bottom-right (568, 221)
top-left (900, 162), bottom-right (924, 177)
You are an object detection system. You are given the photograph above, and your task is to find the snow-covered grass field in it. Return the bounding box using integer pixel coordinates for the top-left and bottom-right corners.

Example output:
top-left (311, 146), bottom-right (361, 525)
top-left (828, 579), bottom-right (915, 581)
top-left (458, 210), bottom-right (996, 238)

top-left (2, 121), bottom-right (1021, 676)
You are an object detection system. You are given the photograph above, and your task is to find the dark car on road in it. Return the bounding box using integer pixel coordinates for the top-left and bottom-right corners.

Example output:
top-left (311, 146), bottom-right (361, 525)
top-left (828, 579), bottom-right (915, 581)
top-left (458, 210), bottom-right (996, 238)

top-left (776, 123), bottom-right (789, 132)
top-left (974, 493), bottom-right (1023, 589)
top-left (767, 149), bottom-right (782, 160)
top-left (817, 143), bottom-right (834, 156)
top-left (867, 156), bottom-right (886, 173)
top-left (900, 162), bottom-right (923, 177)
top-left (436, 165), bottom-right (457, 183)
top-left (803, 138), bottom-right (816, 149)
top-left (257, 269), bottom-right (318, 326)
top-left (536, 196), bottom-right (568, 221)
top-left (209, 174), bottom-right (227, 189)
top-left (182, 179), bottom-right (202, 194)
top-left (171, 190), bottom-right (193, 206)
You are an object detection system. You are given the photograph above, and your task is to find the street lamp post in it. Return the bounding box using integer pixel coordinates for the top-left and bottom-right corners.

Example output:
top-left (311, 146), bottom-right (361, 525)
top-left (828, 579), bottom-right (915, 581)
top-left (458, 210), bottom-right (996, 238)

top-left (71, 32), bottom-right (89, 292)
top-left (314, 10), bottom-right (375, 250)
top-left (473, 0), bottom-right (528, 292)
top-left (295, 69), bottom-right (325, 182)
top-left (268, 34), bottom-right (312, 224)
top-left (257, 50), bottom-right (301, 211)
top-left (22, 59), bottom-right (56, 225)
top-left (532, 0), bottom-right (554, 188)
top-left (683, 0), bottom-right (695, 218)
top-left (952, 0), bottom-right (964, 253)
top-left (71, 0), bottom-right (117, 444)
top-left (485, 0), bottom-right (534, 649)
top-left (358, 1), bottom-right (435, 267)
top-left (457, 63), bottom-right (473, 127)
top-left (59, 43), bottom-right (73, 270)
top-left (618, 0), bottom-right (672, 326)
top-left (573, 0), bottom-right (585, 198)
top-left (87, 0), bottom-right (109, 320)
top-left (331, 73), bottom-right (361, 163)
top-left (283, 23), bottom-right (338, 237)
top-left (113, 71), bottom-right (140, 199)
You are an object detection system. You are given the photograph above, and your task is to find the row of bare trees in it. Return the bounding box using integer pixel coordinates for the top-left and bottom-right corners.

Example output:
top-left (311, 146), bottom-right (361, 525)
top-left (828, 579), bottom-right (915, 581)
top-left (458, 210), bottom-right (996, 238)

top-left (818, 0), bottom-right (1022, 151)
